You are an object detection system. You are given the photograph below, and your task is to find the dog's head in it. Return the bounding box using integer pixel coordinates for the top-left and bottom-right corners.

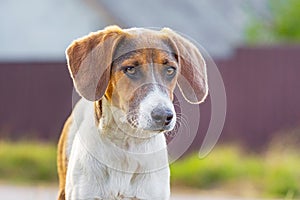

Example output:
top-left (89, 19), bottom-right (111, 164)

top-left (66, 26), bottom-right (208, 133)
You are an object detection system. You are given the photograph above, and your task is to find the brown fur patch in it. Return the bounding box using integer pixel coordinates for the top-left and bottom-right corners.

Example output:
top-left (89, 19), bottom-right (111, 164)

top-left (162, 28), bottom-right (208, 103)
top-left (66, 26), bottom-right (125, 101)
top-left (57, 116), bottom-right (72, 200)
top-left (94, 100), bottom-right (102, 126)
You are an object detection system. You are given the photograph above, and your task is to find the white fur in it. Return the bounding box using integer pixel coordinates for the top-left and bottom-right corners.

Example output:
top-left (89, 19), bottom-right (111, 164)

top-left (138, 87), bottom-right (176, 130)
top-left (65, 98), bottom-right (170, 200)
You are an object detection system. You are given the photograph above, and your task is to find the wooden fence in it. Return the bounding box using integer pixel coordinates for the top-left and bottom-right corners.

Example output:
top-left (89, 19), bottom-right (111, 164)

top-left (1, 46), bottom-right (300, 150)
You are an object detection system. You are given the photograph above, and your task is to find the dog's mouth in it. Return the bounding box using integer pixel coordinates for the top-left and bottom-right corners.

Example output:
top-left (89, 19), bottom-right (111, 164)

top-left (144, 124), bottom-right (174, 132)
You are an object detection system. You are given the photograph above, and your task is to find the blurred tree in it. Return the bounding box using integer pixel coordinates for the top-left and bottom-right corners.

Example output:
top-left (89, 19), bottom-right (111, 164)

top-left (247, 0), bottom-right (300, 44)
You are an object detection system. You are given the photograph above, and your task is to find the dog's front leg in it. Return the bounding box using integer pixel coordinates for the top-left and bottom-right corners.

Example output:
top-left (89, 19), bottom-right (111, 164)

top-left (65, 135), bottom-right (108, 200)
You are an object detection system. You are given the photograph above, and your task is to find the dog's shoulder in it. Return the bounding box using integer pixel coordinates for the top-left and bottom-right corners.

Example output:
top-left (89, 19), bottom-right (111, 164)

top-left (65, 98), bottom-right (94, 159)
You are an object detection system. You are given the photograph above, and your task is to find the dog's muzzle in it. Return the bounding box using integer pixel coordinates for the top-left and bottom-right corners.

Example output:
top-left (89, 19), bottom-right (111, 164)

top-left (136, 86), bottom-right (176, 132)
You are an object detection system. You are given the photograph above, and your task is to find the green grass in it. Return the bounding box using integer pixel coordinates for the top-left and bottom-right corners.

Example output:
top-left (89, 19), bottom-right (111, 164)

top-left (0, 141), bottom-right (57, 184)
top-left (0, 140), bottom-right (299, 198)
top-left (170, 145), bottom-right (300, 198)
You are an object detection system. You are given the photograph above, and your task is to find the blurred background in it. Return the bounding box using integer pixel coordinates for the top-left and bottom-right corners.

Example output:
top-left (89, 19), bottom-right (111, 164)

top-left (0, 0), bottom-right (299, 199)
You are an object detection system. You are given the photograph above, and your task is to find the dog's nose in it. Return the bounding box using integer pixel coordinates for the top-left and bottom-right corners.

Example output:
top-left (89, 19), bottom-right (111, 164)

top-left (151, 107), bottom-right (174, 127)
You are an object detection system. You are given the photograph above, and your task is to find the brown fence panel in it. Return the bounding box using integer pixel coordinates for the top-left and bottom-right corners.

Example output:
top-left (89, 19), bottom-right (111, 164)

top-left (1, 46), bottom-right (300, 149)
top-left (0, 62), bottom-right (73, 141)
top-left (216, 46), bottom-right (300, 148)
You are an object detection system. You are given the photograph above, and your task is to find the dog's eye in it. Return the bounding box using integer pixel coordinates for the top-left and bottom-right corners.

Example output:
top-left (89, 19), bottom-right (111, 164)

top-left (166, 67), bottom-right (176, 76)
top-left (123, 66), bottom-right (136, 75)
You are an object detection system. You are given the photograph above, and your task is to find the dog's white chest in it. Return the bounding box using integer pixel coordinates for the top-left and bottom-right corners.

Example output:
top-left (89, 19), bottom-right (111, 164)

top-left (65, 100), bottom-right (170, 200)
top-left (66, 135), bottom-right (170, 199)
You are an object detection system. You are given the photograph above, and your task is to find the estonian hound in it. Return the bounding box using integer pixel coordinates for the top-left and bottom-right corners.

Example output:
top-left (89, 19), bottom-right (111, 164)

top-left (57, 25), bottom-right (208, 200)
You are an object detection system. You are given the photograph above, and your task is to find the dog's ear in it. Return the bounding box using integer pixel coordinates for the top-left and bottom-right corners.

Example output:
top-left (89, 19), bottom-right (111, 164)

top-left (66, 26), bottom-right (124, 101)
top-left (162, 28), bottom-right (208, 104)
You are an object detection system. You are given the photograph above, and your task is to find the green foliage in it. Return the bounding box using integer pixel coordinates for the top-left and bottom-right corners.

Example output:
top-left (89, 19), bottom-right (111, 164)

top-left (171, 145), bottom-right (300, 198)
top-left (263, 149), bottom-right (300, 198)
top-left (246, 0), bottom-right (300, 43)
top-left (0, 141), bottom-right (57, 184)
top-left (0, 140), bottom-right (299, 198)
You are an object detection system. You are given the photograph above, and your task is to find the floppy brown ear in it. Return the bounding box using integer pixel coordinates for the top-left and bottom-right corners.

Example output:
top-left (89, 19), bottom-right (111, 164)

top-left (66, 25), bottom-right (124, 101)
top-left (162, 28), bottom-right (208, 104)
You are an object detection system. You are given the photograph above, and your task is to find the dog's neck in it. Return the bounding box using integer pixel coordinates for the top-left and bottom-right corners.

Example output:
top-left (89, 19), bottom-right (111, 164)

top-left (95, 97), bottom-right (163, 150)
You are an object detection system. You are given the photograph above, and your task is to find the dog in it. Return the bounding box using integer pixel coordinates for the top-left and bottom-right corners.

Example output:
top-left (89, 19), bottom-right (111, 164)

top-left (57, 25), bottom-right (208, 200)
